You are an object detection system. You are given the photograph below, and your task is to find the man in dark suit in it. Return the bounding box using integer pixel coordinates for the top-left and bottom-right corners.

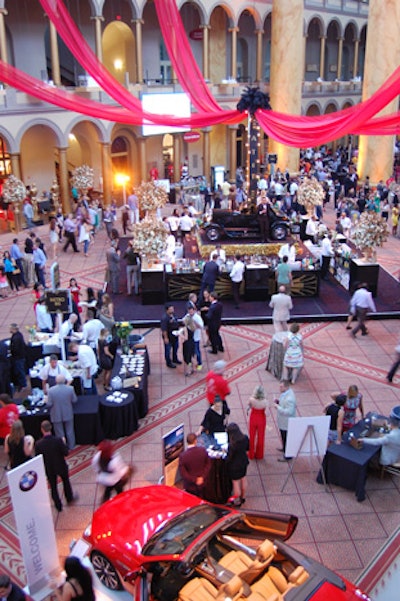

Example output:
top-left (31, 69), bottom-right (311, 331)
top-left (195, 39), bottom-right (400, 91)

top-left (179, 433), bottom-right (211, 498)
top-left (0, 574), bottom-right (26, 601)
top-left (199, 252), bottom-right (219, 301)
top-left (207, 291), bottom-right (224, 354)
top-left (35, 420), bottom-right (78, 512)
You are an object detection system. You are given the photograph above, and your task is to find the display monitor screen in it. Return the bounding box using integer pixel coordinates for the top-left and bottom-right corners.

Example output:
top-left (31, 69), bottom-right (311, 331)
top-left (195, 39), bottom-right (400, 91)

top-left (142, 93), bottom-right (191, 136)
top-left (214, 432), bottom-right (228, 447)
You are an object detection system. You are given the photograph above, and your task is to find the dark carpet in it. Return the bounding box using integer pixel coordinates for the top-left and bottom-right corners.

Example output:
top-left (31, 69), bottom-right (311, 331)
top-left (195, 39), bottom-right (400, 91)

top-left (113, 248), bottom-right (400, 327)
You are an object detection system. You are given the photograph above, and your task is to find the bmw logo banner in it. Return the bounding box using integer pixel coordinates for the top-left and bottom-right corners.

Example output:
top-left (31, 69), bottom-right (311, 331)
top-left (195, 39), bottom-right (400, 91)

top-left (7, 456), bottom-right (61, 598)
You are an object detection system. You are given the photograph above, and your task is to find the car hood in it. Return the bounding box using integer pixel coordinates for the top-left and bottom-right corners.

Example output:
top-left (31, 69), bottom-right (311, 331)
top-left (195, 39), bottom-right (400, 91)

top-left (89, 485), bottom-right (204, 557)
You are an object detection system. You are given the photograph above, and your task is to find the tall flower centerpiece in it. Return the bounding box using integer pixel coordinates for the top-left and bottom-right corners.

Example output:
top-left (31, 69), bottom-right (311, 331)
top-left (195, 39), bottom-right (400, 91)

top-left (131, 181), bottom-right (169, 266)
top-left (115, 321), bottom-right (133, 354)
top-left (2, 174), bottom-right (27, 232)
top-left (297, 177), bottom-right (324, 217)
top-left (352, 211), bottom-right (388, 262)
top-left (70, 164), bottom-right (94, 198)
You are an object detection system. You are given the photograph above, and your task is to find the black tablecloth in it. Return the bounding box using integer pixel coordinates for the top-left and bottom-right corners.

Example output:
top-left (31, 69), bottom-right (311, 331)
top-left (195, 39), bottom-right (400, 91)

top-left (112, 350), bottom-right (150, 418)
top-left (317, 416), bottom-right (380, 501)
top-left (21, 396), bottom-right (103, 445)
top-left (73, 395), bottom-right (104, 445)
top-left (30, 375), bottom-right (83, 396)
top-left (99, 391), bottom-right (139, 439)
top-left (203, 457), bottom-right (232, 504)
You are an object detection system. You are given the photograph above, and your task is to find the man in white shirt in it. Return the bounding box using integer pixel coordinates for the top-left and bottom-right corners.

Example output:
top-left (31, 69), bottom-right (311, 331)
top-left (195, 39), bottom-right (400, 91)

top-left (69, 341), bottom-right (99, 394)
top-left (269, 286), bottom-right (293, 332)
top-left (179, 209), bottom-right (193, 237)
top-left (81, 310), bottom-right (104, 352)
top-left (35, 297), bottom-right (53, 332)
top-left (320, 233), bottom-right (334, 279)
top-left (40, 353), bottom-right (73, 392)
top-left (340, 212), bottom-right (352, 238)
top-left (278, 240), bottom-right (296, 264)
top-left (230, 254), bottom-right (245, 309)
top-left (349, 282), bottom-right (376, 338)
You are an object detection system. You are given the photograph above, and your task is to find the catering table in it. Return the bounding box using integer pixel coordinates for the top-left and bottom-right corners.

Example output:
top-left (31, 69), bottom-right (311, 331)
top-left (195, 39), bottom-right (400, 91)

top-left (266, 331), bottom-right (289, 380)
top-left (203, 457), bottom-right (232, 504)
top-left (317, 416), bottom-right (380, 502)
top-left (112, 348), bottom-right (150, 418)
top-left (20, 395), bottom-right (104, 445)
top-left (99, 391), bottom-right (139, 439)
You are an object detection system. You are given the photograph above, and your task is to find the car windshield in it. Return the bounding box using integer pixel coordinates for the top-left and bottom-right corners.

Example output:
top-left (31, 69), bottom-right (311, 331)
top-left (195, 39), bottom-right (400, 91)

top-left (143, 505), bottom-right (230, 556)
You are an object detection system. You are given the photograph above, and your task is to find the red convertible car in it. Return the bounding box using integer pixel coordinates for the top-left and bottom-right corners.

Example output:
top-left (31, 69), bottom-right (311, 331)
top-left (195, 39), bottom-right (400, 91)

top-left (83, 485), bottom-right (370, 601)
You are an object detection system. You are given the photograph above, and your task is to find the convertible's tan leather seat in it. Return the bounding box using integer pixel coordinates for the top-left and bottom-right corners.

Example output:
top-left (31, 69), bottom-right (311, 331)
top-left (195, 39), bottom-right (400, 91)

top-left (178, 577), bottom-right (218, 601)
top-left (218, 539), bottom-right (276, 584)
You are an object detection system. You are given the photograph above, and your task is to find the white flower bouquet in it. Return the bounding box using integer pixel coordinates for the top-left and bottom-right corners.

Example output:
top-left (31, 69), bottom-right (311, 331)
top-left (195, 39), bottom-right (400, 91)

top-left (2, 175), bottom-right (27, 203)
top-left (137, 180), bottom-right (168, 212)
top-left (70, 164), bottom-right (94, 191)
top-left (352, 211), bottom-right (388, 251)
top-left (297, 177), bottom-right (324, 209)
top-left (130, 216), bottom-right (169, 255)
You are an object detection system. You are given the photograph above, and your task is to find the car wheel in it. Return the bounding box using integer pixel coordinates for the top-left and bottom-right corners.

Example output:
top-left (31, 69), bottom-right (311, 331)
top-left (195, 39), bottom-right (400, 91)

top-left (205, 226), bottom-right (221, 242)
top-left (271, 225), bottom-right (288, 241)
top-left (90, 551), bottom-right (123, 590)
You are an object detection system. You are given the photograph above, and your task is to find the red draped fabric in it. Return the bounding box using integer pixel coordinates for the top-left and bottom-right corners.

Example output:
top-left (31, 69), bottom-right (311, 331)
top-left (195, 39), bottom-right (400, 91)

top-left (153, 0), bottom-right (223, 114)
top-left (0, 61), bottom-right (242, 128)
top-left (0, 0), bottom-right (395, 146)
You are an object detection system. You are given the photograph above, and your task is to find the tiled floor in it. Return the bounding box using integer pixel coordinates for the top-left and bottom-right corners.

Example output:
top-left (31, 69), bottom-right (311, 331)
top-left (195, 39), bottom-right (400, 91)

top-left (0, 207), bottom-right (399, 595)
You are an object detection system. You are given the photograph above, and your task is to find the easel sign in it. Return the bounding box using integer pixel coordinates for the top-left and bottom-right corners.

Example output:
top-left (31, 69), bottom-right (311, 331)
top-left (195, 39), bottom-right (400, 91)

top-left (45, 289), bottom-right (72, 314)
top-left (285, 415), bottom-right (330, 458)
top-left (281, 416), bottom-right (330, 494)
top-left (162, 423), bottom-right (184, 487)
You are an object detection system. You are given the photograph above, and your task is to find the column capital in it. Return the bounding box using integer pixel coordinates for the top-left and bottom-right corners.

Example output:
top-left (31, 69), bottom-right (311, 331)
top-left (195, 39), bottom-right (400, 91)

top-left (0, 9), bottom-right (8, 16)
top-left (319, 35), bottom-right (326, 40)
top-left (91, 15), bottom-right (104, 22)
top-left (201, 126), bottom-right (212, 133)
top-left (132, 18), bottom-right (144, 26)
top-left (228, 124), bottom-right (239, 131)
top-left (255, 29), bottom-right (264, 36)
top-left (229, 27), bottom-right (239, 34)
top-left (200, 23), bottom-right (211, 30)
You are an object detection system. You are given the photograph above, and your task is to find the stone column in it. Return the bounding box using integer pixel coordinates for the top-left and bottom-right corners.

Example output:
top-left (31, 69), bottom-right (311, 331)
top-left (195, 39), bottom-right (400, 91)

top-left (202, 127), bottom-right (211, 183)
top-left (133, 19), bottom-right (143, 83)
top-left (269, 0), bottom-right (303, 173)
top-left (101, 143), bottom-right (113, 205)
top-left (137, 137), bottom-right (147, 183)
top-left (10, 154), bottom-right (21, 180)
top-left (229, 27), bottom-right (239, 80)
top-left (201, 24), bottom-right (210, 80)
top-left (358, 0), bottom-right (400, 182)
top-left (337, 37), bottom-right (343, 80)
top-left (229, 126), bottom-right (238, 183)
top-left (92, 16), bottom-right (103, 62)
top-left (173, 135), bottom-right (180, 182)
top-left (255, 29), bottom-right (264, 82)
top-left (0, 8), bottom-right (8, 64)
top-left (319, 36), bottom-right (326, 79)
top-left (58, 147), bottom-right (71, 214)
top-left (353, 38), bottom-right (359, 78)
top-left (49, 21), bottom-right (61, 86)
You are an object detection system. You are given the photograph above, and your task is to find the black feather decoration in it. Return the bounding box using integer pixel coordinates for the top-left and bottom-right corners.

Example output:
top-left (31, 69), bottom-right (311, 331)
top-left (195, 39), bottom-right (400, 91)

top-left (237, 86), bottom-right (271, 115)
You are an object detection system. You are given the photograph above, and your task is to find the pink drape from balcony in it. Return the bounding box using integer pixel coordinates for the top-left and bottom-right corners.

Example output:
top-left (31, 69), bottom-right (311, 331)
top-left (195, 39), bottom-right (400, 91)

top-left (0, 0), bottom-right (396, 146)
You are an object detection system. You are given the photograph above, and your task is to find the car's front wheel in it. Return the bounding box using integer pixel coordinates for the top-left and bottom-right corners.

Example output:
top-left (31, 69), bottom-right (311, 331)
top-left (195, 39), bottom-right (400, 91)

top-left (91, 550), bottom-right (123, 590)
top-left (271, 224), bottom-right (288, 241)
top-left (205, 226), bottom-right (221, 242)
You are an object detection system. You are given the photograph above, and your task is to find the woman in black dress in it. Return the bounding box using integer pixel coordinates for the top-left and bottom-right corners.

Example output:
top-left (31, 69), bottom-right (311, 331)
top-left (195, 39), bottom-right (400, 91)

top-left (199, 395), bottom-right (230, 436)
top-left (98, 328), bottom-right (114, 391)
top-left (226, 422), bottom-right (249, 505)
top-left (4, 420), bottom-right (34, 469)
top-left (52, 556), bottom-right (95, 601)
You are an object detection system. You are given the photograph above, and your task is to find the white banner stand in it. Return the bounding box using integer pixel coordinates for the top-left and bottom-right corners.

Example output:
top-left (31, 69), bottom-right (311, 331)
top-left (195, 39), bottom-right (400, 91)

top-left (281, 415), bottom-right (330, 493)
top-left (7, 456), bottom-right (62, 600)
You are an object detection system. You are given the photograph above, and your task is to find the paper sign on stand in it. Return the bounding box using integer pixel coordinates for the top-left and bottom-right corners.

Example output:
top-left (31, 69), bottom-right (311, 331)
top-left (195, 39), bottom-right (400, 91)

top-left (7, 455), bottom-right (61, 600)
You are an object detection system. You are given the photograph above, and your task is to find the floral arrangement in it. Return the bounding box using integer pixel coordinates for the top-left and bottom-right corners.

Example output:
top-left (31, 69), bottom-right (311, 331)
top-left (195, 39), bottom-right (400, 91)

top-left (136, 180), bottom-right (168, 212)
top-left (2, 175), bottom-right (27, 203)
top-left (297, 177), bottom-right (324, 209)
top-left (70, 164), bottom-right (94, 192)
top-left (115, 321), bottom-right (133, 341)
top-left (352, 211), bottom-right (388, 251)
top-left (25, 325), bottom-right (37, 340)
top-left (130, 216), bottom-right (169, 255)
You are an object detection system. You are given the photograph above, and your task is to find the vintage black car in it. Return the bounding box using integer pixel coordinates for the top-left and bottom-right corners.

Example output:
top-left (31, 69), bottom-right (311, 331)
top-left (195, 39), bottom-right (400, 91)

top-left (203, 206), bottom-right (291, 242)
